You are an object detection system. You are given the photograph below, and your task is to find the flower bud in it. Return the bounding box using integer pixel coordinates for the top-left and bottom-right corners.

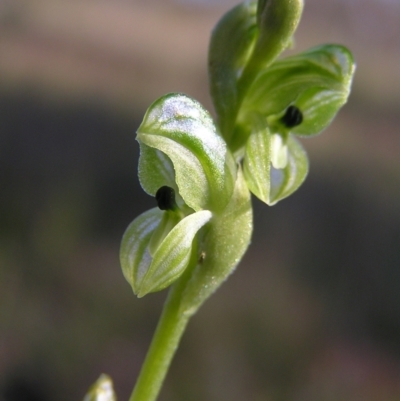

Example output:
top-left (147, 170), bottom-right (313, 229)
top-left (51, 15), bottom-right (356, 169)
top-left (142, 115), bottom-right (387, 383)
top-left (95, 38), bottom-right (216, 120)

top-left (83, 374), bottom-right (116, 401)
top-left (239, 45), bottom-right (355, 138)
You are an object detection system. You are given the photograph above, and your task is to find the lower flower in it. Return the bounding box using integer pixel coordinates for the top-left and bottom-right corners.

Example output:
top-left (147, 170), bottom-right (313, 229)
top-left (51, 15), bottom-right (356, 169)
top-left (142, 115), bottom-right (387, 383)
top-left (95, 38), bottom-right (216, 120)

top-left (120, 187), bottom-right (212, 297)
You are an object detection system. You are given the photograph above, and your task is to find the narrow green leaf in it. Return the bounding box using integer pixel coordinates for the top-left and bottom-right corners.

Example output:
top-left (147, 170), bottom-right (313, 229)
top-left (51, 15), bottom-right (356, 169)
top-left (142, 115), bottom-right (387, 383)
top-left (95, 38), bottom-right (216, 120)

top-left (83, 374), bottom-right (116, 401)
top-left (120, 208), bottom-right (163, 294)
top-left (243, 116), bottom-right (271, 203)
top-left (269, 135), bottom-right (309, 205)
top-left (208, 1), bottom-right (257, 138)
top-left (137, 93), bottom-right (235, 212)
top-left (138, 210), bottom-right (212, 297)
top-left (240, 45), bottom-right (355, 136)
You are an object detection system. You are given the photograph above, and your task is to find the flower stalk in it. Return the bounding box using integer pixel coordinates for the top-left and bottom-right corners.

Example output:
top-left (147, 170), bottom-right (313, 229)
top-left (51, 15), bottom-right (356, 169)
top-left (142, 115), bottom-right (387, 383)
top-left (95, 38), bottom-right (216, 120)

top-left (128, 245), bottom-right (198, 401)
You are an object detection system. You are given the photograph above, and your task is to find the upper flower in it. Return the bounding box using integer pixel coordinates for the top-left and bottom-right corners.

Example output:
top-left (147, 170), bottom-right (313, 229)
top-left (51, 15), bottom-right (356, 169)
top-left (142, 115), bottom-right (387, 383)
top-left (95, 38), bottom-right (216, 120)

top-left (208, 0), bottom-right (355, 205)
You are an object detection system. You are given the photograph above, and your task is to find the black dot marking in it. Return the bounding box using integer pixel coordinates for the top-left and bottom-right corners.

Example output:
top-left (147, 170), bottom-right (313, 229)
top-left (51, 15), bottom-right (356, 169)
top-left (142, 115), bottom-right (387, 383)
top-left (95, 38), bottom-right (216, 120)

top-left (281, 105), bottom-right (303, 128)
top-left (156, 186), bottom-right (177, 211)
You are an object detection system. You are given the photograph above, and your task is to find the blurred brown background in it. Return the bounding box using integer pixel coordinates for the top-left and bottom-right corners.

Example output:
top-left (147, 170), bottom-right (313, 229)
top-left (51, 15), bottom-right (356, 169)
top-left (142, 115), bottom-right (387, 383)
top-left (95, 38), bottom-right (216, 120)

top-left (1, 0), bottom-right (400, 400)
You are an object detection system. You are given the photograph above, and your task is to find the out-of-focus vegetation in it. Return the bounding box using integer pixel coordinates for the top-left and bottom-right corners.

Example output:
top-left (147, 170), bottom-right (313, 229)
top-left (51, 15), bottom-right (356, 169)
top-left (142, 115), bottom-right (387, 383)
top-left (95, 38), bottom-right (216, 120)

top-left (1, 1), bottom-right (400, 400)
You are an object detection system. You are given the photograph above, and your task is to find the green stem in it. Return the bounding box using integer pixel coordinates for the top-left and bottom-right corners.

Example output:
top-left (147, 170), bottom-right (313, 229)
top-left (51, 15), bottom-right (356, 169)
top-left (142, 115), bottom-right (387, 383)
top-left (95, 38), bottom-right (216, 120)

top-left (128, 250), bottom-right (197, 401)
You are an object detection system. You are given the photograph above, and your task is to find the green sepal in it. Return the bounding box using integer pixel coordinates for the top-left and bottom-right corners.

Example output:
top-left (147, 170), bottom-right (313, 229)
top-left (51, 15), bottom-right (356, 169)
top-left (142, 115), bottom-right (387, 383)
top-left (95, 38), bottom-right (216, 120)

top-left (120, 207), bottom-right (212, 297)
top-left (148, 210), bottom-right (182, 257)
top-left (83, 374), bottom-right (116, 401)
top-left (243, 115), bottom-right (271, 203)
top-left (240, 45), bottom-right (355, 137)
top-left (137, 93), bottom-right (236, 212)
top-left (138, 142), bottom-right (177, 198)
top-left (120, 208), bottom-right (164, 294)
top-left (208, 1), bottom-right (257, 139)
top-left (137, 210), bottom-right (212, 297)
top-left (178, 168), bottom-right (253, 316)
top-left (269, 135), bottom-right (308, 205)
top-left (243, 128), bottom-right (308, 205)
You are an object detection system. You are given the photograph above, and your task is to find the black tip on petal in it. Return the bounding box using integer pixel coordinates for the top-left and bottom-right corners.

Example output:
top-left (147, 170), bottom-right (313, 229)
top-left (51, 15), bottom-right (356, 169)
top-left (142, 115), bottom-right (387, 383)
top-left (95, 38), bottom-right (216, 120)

top-left (281, 105), bottom-right (303, 128)
top-left (156, 186), bottom-right (177, 211)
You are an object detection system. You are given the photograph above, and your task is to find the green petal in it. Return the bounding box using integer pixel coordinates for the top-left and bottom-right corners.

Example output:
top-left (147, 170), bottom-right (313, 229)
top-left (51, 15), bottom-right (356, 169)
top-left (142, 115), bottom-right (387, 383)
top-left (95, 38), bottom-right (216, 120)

top-left (138, 142), bottom-right (177, 197)
top-left (120, 208), bottom-right (163, 294)
top-left (137, 210), bottom-right (213, 297)
top-left (208, 1), bottom-right (257, 138)
top-left (137, 93), bottom-right (236, 212)
top-left (270, 134), bottom-right (288, 169)
top-left (240, 45), bottom-right (355, 136)
top-left (243, 115), bottom-right (271, 203)
top-left (148, 210), bottom-right (182, 257)
top-left (269, 135), bottom-right (309, 205)
top-left (83, 374), bottom-right (116, 401)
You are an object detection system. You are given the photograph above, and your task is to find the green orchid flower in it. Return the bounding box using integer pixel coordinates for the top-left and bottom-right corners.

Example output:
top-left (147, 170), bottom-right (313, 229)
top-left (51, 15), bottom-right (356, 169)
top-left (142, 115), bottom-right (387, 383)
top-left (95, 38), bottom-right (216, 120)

top-left (239, 44), bottom-right (355, 205)
top-left (209, 0), bottom-right (355, 206)
top-left (120, 93), bottom-right (252, 302)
